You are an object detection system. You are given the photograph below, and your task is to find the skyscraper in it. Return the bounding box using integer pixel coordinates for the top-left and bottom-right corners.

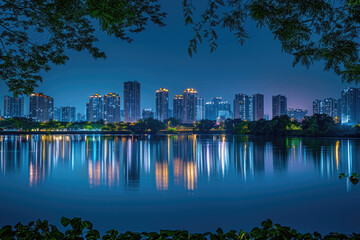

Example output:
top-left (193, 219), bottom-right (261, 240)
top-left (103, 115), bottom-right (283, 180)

top-left (29, 93), bottom-right (54, 122)
top-left (272, 95), bottom-right (287, 118)
top-left (183, 88), bottom-right (197, 124)
top-left (173, 95), bottom-right (184, 121)
top-left (61, 106), bottom-right (76, 122)
top-left (205, 101), bottom-right (216, 120)
top-left (217, 101), bottom-right (232, 121)
top-left (155, 88), bottom-right (169, 122)
top-left (313, 98), bottom-right (341, 121)
top-left (3, 96), bottom-right (24, 118)
top-left (205, 97), bottom-right (229, 120)
top-left (124, 81), bottom-right (141, 123)
top-left (341, 87), bottom-right (360, 125)
top-left (288, 108), bottom-right (308, 122)
top-left (104, 93), bottom-right (121, 123)
top-left (323, 98), bottom-right (340, 118)
top-left (253, 94), bottom-right (264, 121)
top-left (196, 97), bottom-right (205, 121)
top-left (53, 107), bottom-right (61, 121)
top-left (234, 94), bottom-right (252, 121)
top-left (86, 94), bottom-right (103, 122)
top-left (77, 113), bottom-right (85, 122)
top-left (142, 108), bottom-right (154, 119)
top-left (313, 99), bottom-right (321, 114)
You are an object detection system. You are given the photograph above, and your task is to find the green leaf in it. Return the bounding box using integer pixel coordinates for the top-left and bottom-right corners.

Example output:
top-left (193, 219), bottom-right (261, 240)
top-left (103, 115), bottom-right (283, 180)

top-left (60, 217), bottom-right (70, 227)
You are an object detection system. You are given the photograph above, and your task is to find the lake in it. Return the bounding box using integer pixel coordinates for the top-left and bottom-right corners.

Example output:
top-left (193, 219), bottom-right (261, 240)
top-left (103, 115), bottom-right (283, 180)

top-left (0, 134), bottom-right (359, 234)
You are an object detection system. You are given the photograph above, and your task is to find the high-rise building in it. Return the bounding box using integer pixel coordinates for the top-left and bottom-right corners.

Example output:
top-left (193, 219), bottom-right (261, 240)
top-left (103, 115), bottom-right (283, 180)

top-left (217, 101), bottom-right (232, 121)
top-left (168, 109), bottom-right (173, 118)
top-left (341, 87), bottom-right (360, 125)
top-left (173, 95), bottom-right (184, 121)
top-left (196, 97), bottom-right (205, 121)
top-left (205, 101), bottom-right (216, 120)
top-left (142, 108), bottom-right (154, 119)
top-left (29, 93), bottom-right (54, 122)
top-left (86, 103), bottom-right (90, 122)
top-left (61, 106), bottom-right (76, 122)
top-left (323, 98), bottom-right (340, 118)
top-left (155, 88), bottom-right (169, 122)
top-left (313, 98), bottom-right (341, 121)
top-left (3, 96), bottom-right (24, 118)
top-left (124, 81), bottom-right (141, 123)
top-left (53, 107), bottom-right (61, 121)
top-left (86, 94), bottom-right (103, 122)
top-left (206, 97), bottom-right (231, 120)
top-left (77, 113), bottom-right (85, 122)
top-left (234, 94), bottom-right (252, 121)
top-left (104, 93), bottom-right (121, 123)
top-left (183, 88), bottom-right (197, 124)
top-left (272, 95), bottom-right (287, 118)
top-left (313, 100), bottom-right (321, 115)
top-left (288, 108), bottom-right (308, 122)
top-left (253, 94), bottom-right (264, 121)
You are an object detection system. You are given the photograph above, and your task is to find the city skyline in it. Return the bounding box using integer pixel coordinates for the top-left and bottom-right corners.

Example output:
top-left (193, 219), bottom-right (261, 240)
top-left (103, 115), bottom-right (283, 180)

top-left (5, 86), bottom-right (360, 124)
top-left (0, 1), bottom-right (355, 118)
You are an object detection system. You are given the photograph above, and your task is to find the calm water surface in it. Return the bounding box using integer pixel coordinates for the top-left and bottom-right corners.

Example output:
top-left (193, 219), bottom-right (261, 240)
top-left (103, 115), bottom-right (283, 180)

top-left (0, 134), bottom-right (359, 234)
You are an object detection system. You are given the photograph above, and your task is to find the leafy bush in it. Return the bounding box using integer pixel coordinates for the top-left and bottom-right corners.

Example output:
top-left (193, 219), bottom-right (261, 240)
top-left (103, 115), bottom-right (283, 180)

top-left (1, 218), bottom-right (359, 240)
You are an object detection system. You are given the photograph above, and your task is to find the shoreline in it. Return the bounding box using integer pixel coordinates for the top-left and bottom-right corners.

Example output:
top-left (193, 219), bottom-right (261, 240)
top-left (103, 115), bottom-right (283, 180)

top-left (1, 131), bottom-right (360, 139)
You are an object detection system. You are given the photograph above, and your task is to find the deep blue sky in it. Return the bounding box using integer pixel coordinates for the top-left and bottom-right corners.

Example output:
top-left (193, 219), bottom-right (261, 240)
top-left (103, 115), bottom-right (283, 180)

top-left (0, 1), bottom-right (354, 117)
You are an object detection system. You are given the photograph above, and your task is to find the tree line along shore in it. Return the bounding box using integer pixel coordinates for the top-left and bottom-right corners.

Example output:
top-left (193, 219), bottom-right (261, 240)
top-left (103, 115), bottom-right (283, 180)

top-left (1, 114), bottom-right (360, 138)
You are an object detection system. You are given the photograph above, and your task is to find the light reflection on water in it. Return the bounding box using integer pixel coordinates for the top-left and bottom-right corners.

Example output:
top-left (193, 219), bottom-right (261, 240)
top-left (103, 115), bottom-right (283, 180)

top-left (0, 134), bottom-right (360, 233)
top-left (0, 135), bottom-right (357, 190)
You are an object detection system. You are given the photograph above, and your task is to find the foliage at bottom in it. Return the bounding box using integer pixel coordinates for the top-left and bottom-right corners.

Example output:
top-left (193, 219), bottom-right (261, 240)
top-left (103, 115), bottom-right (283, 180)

top-left (0, 218), bottom-right (359, 240)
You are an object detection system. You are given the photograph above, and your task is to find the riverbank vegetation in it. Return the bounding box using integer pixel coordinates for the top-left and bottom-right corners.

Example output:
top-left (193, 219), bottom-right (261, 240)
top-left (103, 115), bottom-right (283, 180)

top-left (0, 217), bottom-right (359, 240)
top-left (1, 114), bottom-right (360, 137)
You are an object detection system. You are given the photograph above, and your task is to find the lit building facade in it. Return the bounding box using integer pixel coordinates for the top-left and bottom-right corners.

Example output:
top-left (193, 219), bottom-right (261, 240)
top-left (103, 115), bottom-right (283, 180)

top-left (205, 97), bottom-right (230, 120)
top-left (196, 97), bottom-right (205, 121)
top-left (61, 106), bottom-right (76, 122)
top-left (313, 100), bottom-right (322, 115)
top-left (29, 93), bottom-right (54, 122)
top-left (173, 95), bottom-right (184, 121)
top-left (217, 101), bottom-right (232, 121)
top-left (53, 107), bottom-right (61, 121)
top-left (341, 87), bottom-right (360, 125)
top-left (272, 95), bottom-right (287, 118)
top-left (234, 94), bottom-right (252, 121)
top-left (323, 98), bottom-right (340, 119)
top-left (155, 88), bottom-right (169, 122)
top-left (183, 88), bottom-right (197, 124)
top-left (3, 96), bottom-right (24, 118)
top-left (313, 98), bottom-right (341, 121)
top-left (104, 93), bottom-right (121, 123)
top-left (142, 108), bottom-right (154, 119)
top-left (86, 94), bottom-right (103, 122)
top-left (124, 81), bottom-right (141, 123)
top-left (253, 94), bottom-right (264, 121)
top-left (288, 108), bottom-right (308, 122)
top-left (77, 113), bottom-right (85, 122)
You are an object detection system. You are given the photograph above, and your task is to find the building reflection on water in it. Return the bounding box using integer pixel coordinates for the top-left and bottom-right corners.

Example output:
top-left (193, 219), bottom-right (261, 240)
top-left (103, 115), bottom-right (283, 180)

top-left (0, 135), bottom-right (359, 190)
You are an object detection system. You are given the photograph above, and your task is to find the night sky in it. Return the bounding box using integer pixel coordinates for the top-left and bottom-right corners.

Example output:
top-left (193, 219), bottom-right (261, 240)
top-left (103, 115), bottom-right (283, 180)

top-left (0, 1), bottom-right (355, 117)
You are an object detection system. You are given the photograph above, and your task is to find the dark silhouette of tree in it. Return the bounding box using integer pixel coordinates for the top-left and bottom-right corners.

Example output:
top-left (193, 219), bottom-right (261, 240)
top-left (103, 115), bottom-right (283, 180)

top-left (0, 0), bottom-right (166, 95)
top-left (302, 114), bottom-right (338, 136)
top-left (144, 118), bottom-right (164, 134)
top-left (196, 119), bottom-right (215, 133)
top-left (2, 1), bottom-right (360, 94)
top-left (184, 0), bottom-right (360, 84)
top-left (224, 118), bottom-right (242, 133)
top-left (164, 118), bottom-right (182, 127)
